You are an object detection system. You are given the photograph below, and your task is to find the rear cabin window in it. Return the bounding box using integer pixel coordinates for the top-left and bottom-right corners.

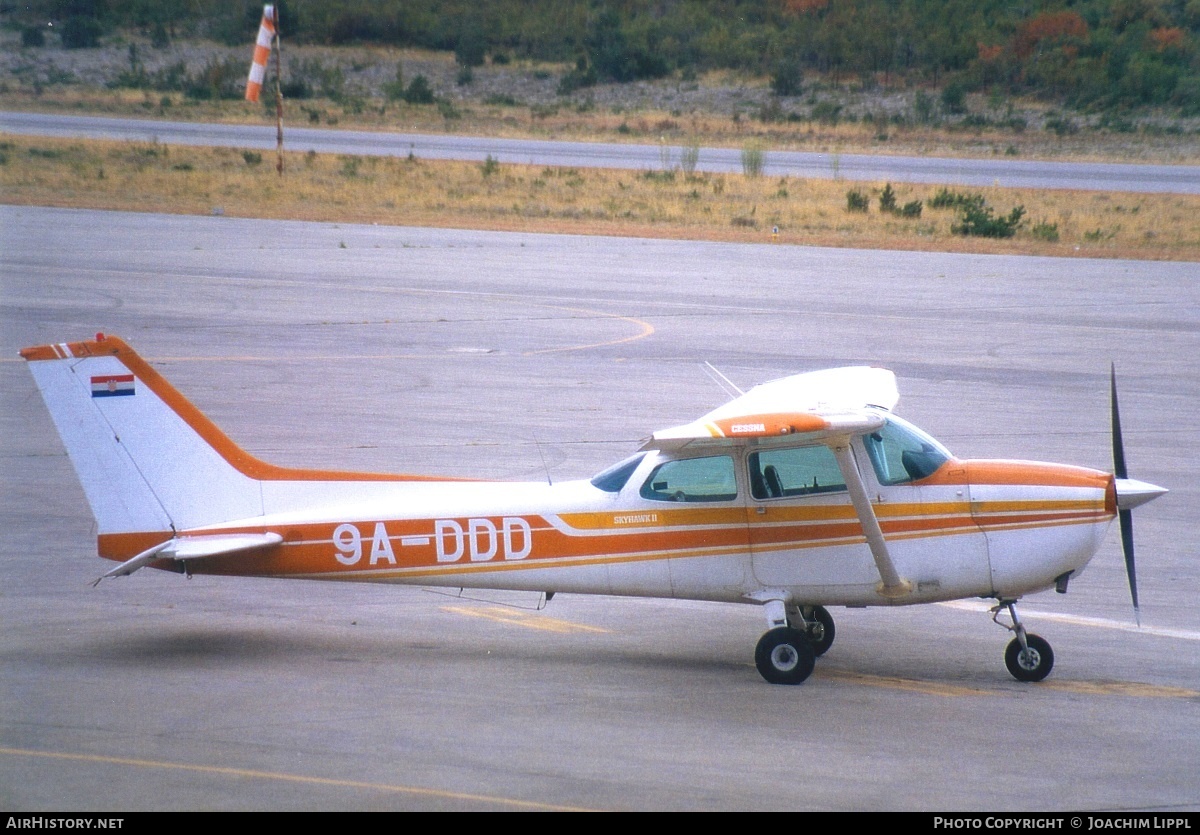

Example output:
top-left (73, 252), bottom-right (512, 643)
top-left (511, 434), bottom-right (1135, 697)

top-left (749, 445), bottom-right (846, 500)
top-left (639, 455), bottom-right (737, 503)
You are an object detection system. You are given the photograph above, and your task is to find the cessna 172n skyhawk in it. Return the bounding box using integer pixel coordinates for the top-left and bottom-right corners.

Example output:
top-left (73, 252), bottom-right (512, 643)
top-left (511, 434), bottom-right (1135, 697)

top-left (22, 334), bottom-right (1166, 685)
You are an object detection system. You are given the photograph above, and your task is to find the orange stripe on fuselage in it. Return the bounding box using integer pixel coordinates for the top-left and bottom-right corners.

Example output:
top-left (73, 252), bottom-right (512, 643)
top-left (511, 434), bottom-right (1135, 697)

top-left (95, 492), bottom-right (1112, 579)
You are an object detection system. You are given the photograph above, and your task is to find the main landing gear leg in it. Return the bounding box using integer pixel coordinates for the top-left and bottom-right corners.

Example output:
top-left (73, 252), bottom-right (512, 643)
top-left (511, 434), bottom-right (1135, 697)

top-left (792, 604), bottom-right (835, 657)
top-left (992, 599), bottom-right (1054, 682)
top-left (754, 599), bottom-right (816, 685)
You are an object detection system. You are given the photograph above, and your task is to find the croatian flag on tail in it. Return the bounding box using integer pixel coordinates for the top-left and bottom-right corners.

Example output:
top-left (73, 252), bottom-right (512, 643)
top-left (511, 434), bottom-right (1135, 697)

top-left (245, 4), bottom-right (277, 102)
top-left (91, 374), bottom-right (135, 398)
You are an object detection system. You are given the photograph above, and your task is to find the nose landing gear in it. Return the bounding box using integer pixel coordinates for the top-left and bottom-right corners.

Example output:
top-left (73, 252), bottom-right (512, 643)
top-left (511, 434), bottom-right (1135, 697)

top-left (992, 600), bottom-right (1054, 682)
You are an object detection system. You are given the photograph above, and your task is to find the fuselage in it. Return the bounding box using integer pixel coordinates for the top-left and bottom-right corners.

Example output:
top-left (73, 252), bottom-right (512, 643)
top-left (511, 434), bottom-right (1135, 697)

top-left (110, 418), bottom-right (1115, 609)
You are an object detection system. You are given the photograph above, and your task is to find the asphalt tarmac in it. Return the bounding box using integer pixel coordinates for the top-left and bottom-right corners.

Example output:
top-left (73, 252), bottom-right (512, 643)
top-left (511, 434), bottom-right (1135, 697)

top-left (1, 205), bottom-right (1197, 811)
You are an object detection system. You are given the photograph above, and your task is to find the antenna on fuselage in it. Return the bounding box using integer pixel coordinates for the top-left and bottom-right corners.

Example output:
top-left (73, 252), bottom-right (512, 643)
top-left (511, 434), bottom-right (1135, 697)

top-left (702, 362), bottom-right (744, 399)
top-left (534, 436), bottom-right (553, 486)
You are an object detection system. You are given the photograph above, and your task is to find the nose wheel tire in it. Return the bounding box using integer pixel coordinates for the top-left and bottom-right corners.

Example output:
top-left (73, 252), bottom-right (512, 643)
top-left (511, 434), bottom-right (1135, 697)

top-left (755, 627), bottom-right (816, 685)
top-left (806, 605), bottom-right (836, 656)
top-left (1004, 634), bottom-right (1054, 682)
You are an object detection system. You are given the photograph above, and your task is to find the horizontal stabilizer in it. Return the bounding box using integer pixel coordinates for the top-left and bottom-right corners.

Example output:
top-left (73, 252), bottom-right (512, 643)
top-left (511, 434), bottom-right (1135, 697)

top-left (95, 532), bottom-right (282, 584)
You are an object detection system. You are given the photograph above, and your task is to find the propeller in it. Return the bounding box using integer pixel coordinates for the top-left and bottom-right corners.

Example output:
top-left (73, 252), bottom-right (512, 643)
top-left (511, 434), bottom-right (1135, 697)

top-left (1109, 364), bottom-right (1168, 626)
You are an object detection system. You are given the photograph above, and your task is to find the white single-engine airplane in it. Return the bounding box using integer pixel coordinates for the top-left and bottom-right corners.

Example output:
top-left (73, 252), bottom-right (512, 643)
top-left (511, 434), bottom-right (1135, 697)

top-left (23, 334), bottom-right (1167, 684)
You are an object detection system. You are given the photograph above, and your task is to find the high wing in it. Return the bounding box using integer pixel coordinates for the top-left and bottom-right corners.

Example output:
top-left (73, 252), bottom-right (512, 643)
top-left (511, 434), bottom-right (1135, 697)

top-left (646, 366), bottom-right (912, 598)
top-left (645, 366), bottom-right (899, 448)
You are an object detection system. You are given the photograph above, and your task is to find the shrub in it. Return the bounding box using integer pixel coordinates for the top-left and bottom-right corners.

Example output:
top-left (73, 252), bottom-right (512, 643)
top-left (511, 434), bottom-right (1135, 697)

top-left (481, 155), bottom-right (499, 177)
top-left (680, 140), bottom-right (700, 175)
top-left (770, 58), bottom-right (803, 97)
top-left (941, 81), bottom-right (967, 115)
top-left (383, 64), bottom-right (405, 101)
top-left (60, 17), bottom-right (102, 49)
top-left (22, 26), bottom-right (45, 48)
top-left (879, 183), bottom-right (897, 214)
top-left (242, 151), bottom-right (263, 166)
top-left (557, 63), bottom-right (597, 95)
top-left (455, 23), bottom-right (486, 68)
top-left (913, 90), bottom-right (937, 125)
top-left (640, 169), bottom-right (675, 183)
top-left (183, 57), bottom-right (246, 101)
top-left (403, 75), bottom-right (435, 104)
top-left (741, 142), bottom-right (764, 178)
top-left (846, 189), bottom-right (869, 212)
top-left (811, 101), bottom-right (842, 124)
top-left (151, 22), bottom-right (170, 49)
top-left (1045, 115), bottom-right (1077, 136)
top-left (952, 202), bottom-right (1026, 238)
top-left (899, 200), bottom-right (923, 218)
top-left (929, 188), bottom-right (983, 210)
top-left (1031, 221), bottom-right (1060, 242)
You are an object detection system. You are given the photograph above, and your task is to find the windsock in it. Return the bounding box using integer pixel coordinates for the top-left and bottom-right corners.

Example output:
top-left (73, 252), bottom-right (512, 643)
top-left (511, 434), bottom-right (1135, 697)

top-left (245, 5), bottom-right (277, 103)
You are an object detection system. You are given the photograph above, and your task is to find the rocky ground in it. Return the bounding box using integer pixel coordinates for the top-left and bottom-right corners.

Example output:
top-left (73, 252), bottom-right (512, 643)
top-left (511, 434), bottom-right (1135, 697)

top-left (3, 29), bottom-right (1199, 162)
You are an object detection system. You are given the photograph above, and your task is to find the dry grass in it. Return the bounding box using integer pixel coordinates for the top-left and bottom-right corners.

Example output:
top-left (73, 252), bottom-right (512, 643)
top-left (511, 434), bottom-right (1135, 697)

top-left (2, 134), bottom-right (1198, 260)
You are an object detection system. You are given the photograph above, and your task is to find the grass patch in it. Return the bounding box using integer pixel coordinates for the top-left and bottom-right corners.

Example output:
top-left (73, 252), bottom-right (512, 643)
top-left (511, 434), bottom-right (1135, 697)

top-left (0, 135), bottom-right (1197, 260)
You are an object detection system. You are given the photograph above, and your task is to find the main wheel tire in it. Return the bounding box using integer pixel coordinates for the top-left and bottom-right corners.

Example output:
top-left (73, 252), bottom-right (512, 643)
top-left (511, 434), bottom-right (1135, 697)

top-left (1004, 634), bottom-right (1054, 682)
top-left (807, 605), bottom-right (836, 656)
top-left (755, 627), bottom-right (816, 685)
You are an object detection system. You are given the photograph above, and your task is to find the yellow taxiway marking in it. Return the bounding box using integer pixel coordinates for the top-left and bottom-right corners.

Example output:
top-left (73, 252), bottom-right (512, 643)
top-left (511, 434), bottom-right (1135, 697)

top-left (1040, 680), bottom-right (1198, 698)
top-left (0, 746), bottom-right (595, 811)
top-left (821, 670), bottom-right (1197, 699)
top-left (522, 305), bottom-right (656, 355)
top-left (821, 670), bottom-right (990, 696)
top-left (441, 604), bottom-right (611, 634)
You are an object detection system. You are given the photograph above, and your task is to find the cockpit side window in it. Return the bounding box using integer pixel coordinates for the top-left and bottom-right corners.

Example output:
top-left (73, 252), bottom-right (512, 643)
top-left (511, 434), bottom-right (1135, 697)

top-left (639, 455), bottom-right (737, 502)
top-left (749, 446), bottom-right (846, 500)
top-left (590, 453), bottom-right (646, 493)
top-left (863, 417), bottom-right (951, 485)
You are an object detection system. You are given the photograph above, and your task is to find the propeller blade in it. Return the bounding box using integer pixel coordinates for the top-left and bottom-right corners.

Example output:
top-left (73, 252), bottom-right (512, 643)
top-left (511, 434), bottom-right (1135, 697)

top-left (1111, 364), bottom-right (1140, 625)
top-left (1119, 509), bottom-right (1139, 625)
top-left (1110, 363), bottom-right (1128, 480)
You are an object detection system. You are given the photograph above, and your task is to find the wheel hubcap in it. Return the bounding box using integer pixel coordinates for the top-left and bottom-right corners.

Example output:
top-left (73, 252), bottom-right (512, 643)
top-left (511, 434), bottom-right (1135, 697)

top-left (1019, 648), bottom-right (1041, 670)
top-left (771, 644), bottom-right (799, 672)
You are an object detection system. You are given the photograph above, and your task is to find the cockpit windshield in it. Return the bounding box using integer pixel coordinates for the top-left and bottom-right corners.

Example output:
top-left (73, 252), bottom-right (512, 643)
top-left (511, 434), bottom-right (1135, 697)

top-left (862, 416), bottom-right (952, 485)
top-left (590, 453), bottom-right (646, 493)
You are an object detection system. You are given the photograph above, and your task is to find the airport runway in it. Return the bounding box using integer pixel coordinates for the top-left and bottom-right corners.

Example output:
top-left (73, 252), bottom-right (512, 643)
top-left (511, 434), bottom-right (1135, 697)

top-left (1, 205), bottom-right (1197, 811)
top-left (5, 111), bottom-right (1200, 193)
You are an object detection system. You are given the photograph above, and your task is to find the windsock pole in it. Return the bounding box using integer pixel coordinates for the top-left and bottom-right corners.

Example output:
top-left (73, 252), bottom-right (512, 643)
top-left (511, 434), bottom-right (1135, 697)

top-left (245, 5), bottom-right (284, 176)
top-left (273, 8), bottom-right (284, 176)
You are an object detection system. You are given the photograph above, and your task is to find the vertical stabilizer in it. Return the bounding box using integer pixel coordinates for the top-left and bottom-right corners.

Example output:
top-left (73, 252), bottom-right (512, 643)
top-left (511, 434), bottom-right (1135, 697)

top-left (22, 336), bottom-right (264, 534)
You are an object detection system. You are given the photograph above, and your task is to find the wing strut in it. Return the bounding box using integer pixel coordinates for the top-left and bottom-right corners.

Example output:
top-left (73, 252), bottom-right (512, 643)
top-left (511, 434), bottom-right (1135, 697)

top-left (830, 443), bottom-right (913, 599)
